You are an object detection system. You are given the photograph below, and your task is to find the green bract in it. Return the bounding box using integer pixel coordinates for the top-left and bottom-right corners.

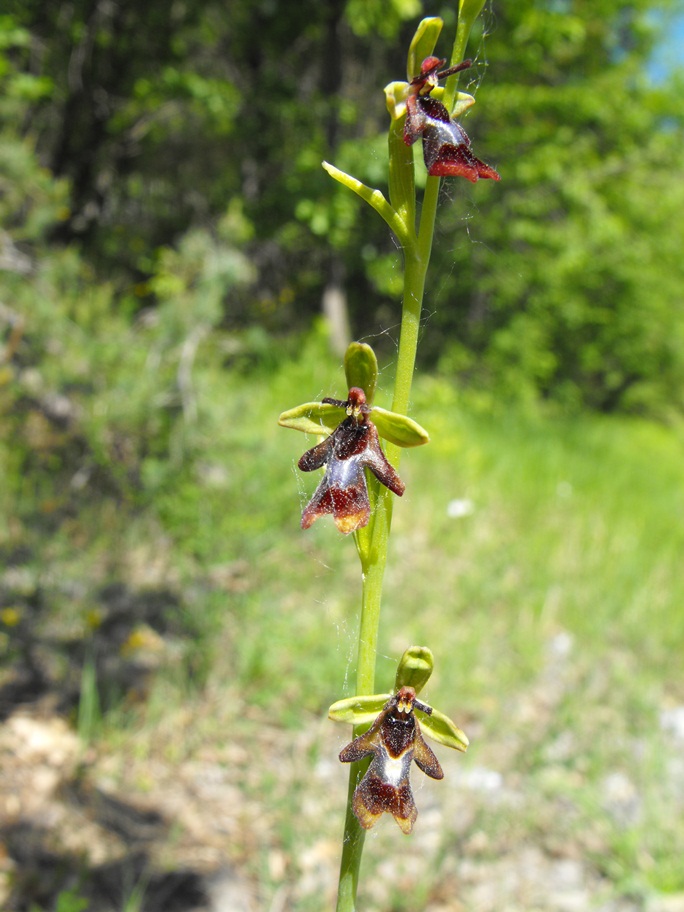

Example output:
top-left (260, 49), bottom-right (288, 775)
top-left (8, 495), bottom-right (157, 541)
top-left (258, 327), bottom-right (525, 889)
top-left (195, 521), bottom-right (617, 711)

top-left (458, 0), bottom-right (488, 34)
top-left (322, 161), bottom-right (407, 242)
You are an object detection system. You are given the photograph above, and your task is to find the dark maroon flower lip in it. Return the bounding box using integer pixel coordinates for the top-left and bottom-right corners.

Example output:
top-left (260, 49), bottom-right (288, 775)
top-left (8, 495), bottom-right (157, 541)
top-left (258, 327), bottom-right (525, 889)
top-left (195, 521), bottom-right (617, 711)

top-left (404, 56), bottom-right (500, 183)
top-left (298, 388), bottom-right (404, 535)
top-left (339, 686), bottom-right (443, 834)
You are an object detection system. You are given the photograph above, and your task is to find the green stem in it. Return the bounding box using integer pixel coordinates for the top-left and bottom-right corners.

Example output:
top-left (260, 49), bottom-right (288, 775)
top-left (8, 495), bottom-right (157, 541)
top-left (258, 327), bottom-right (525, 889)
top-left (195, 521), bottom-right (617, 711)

top-left (336, 11), bottom-right (480, 909)
top-left (335, 491), bottom-right (392, 911)
top-left (334, 180), bottom-right (441, 912)
top-left (393, 177), bottom-right (441, 416)
top-left (444, 5), bottom-right (481, 112)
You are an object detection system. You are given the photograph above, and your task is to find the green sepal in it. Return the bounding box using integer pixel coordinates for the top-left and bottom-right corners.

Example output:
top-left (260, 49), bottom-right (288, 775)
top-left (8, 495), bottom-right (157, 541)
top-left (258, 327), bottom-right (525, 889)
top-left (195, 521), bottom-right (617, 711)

top-left (407, 17), bottom-right (443, 81)
top-left (394, 646), bottom-right (434, 693)
top-left (278, 397), bottom-right (428, 447)
top-left (384, 80), bottom-right (410, 122)
top-left (429, 87), bottom-right (475, 117)
top-left (370, 407), bottom-right (429, 447)
top-left (278, 401), bottom-right (345, 436)
top-left (452, 91), bottom-right (476, 117)
top-left (328, 693), bottom-right (391, 726)
top-left (418, 706), bottom-right (469, 752)
top-left (344, 342), bottom-right (378, 405)
top-left (328, 689), bottom-right (469, 752)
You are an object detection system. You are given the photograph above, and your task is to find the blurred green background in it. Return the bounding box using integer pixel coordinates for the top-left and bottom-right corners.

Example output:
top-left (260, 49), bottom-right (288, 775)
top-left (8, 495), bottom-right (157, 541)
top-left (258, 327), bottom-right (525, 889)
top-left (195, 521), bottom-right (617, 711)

top-left (1, 0), bottom-right (684, 910)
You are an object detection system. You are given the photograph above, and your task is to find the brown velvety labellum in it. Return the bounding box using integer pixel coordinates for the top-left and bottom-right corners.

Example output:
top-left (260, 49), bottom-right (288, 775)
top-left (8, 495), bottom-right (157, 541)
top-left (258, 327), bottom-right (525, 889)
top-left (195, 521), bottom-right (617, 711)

top-left (339, 686), bottom-right (443, 834)
top-left (299, 388), bottom-right (404, 534)
top-left (404, 57), bottom-right (500, 183)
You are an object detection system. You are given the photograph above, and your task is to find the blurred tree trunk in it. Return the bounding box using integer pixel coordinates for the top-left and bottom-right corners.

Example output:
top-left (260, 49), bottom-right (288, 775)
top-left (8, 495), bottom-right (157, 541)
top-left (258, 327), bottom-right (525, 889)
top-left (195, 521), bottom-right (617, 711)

top-left (321, 0), bottom-right (351, 355)
top-left (322, 258), bottom-right (351, 355)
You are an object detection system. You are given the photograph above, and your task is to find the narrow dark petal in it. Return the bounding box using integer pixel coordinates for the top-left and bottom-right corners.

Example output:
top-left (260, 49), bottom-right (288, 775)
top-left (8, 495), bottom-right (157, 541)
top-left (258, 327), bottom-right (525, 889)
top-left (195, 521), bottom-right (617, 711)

top-left (339, 733), bottom-right (377, 764)
top-left (298, 435), bottom-right (334, 472)
top-left (412, 725), bottom-right (444, 779)
top-left (360, 423), bottom-right (405, 496)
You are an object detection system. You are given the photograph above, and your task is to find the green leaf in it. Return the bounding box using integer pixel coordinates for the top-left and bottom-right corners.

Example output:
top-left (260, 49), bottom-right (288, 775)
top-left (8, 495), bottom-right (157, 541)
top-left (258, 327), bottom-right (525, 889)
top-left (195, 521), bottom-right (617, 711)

top-left (371, 407), bottom-right (429, 447)
top-left (419, 706), bottom-right (469, 752)
top-left (394, 646), bottom-right (434, 693)
top-left (278, 401), bottom-right (345, 436)
top-left (344, 342), bottom-right (378, 404)
top-left (407, 17), bottom-right (443, 81)
top-left (322, 161), bottom-right (409, 243)
top-left (328, 693), bottom-right (391, 725)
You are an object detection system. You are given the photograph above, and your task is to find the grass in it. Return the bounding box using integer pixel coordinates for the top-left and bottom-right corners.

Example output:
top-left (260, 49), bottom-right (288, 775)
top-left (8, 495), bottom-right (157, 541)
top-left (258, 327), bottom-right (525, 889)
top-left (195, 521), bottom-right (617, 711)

top-left (3, 329), bottom-right (684, 909)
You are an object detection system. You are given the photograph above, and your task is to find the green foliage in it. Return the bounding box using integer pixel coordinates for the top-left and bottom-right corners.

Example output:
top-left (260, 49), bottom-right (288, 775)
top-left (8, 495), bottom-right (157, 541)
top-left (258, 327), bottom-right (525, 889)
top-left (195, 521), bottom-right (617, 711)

top-left (3, 0), bottom-right (684, 411)
top-left (426, 0), bottom-right (684, 411)
top-left (4, 330), bottom-right (684, 904)
top-left (1, 220), bottom-right (256, 539)
top-left (0, 17), bottom-right (68, 250)
top-left (54, 889), bottom-right (89, 912)
top-left (345, 0), bottom-right (421, 38)
top-left (77, 649), bottom-right (102, 747)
